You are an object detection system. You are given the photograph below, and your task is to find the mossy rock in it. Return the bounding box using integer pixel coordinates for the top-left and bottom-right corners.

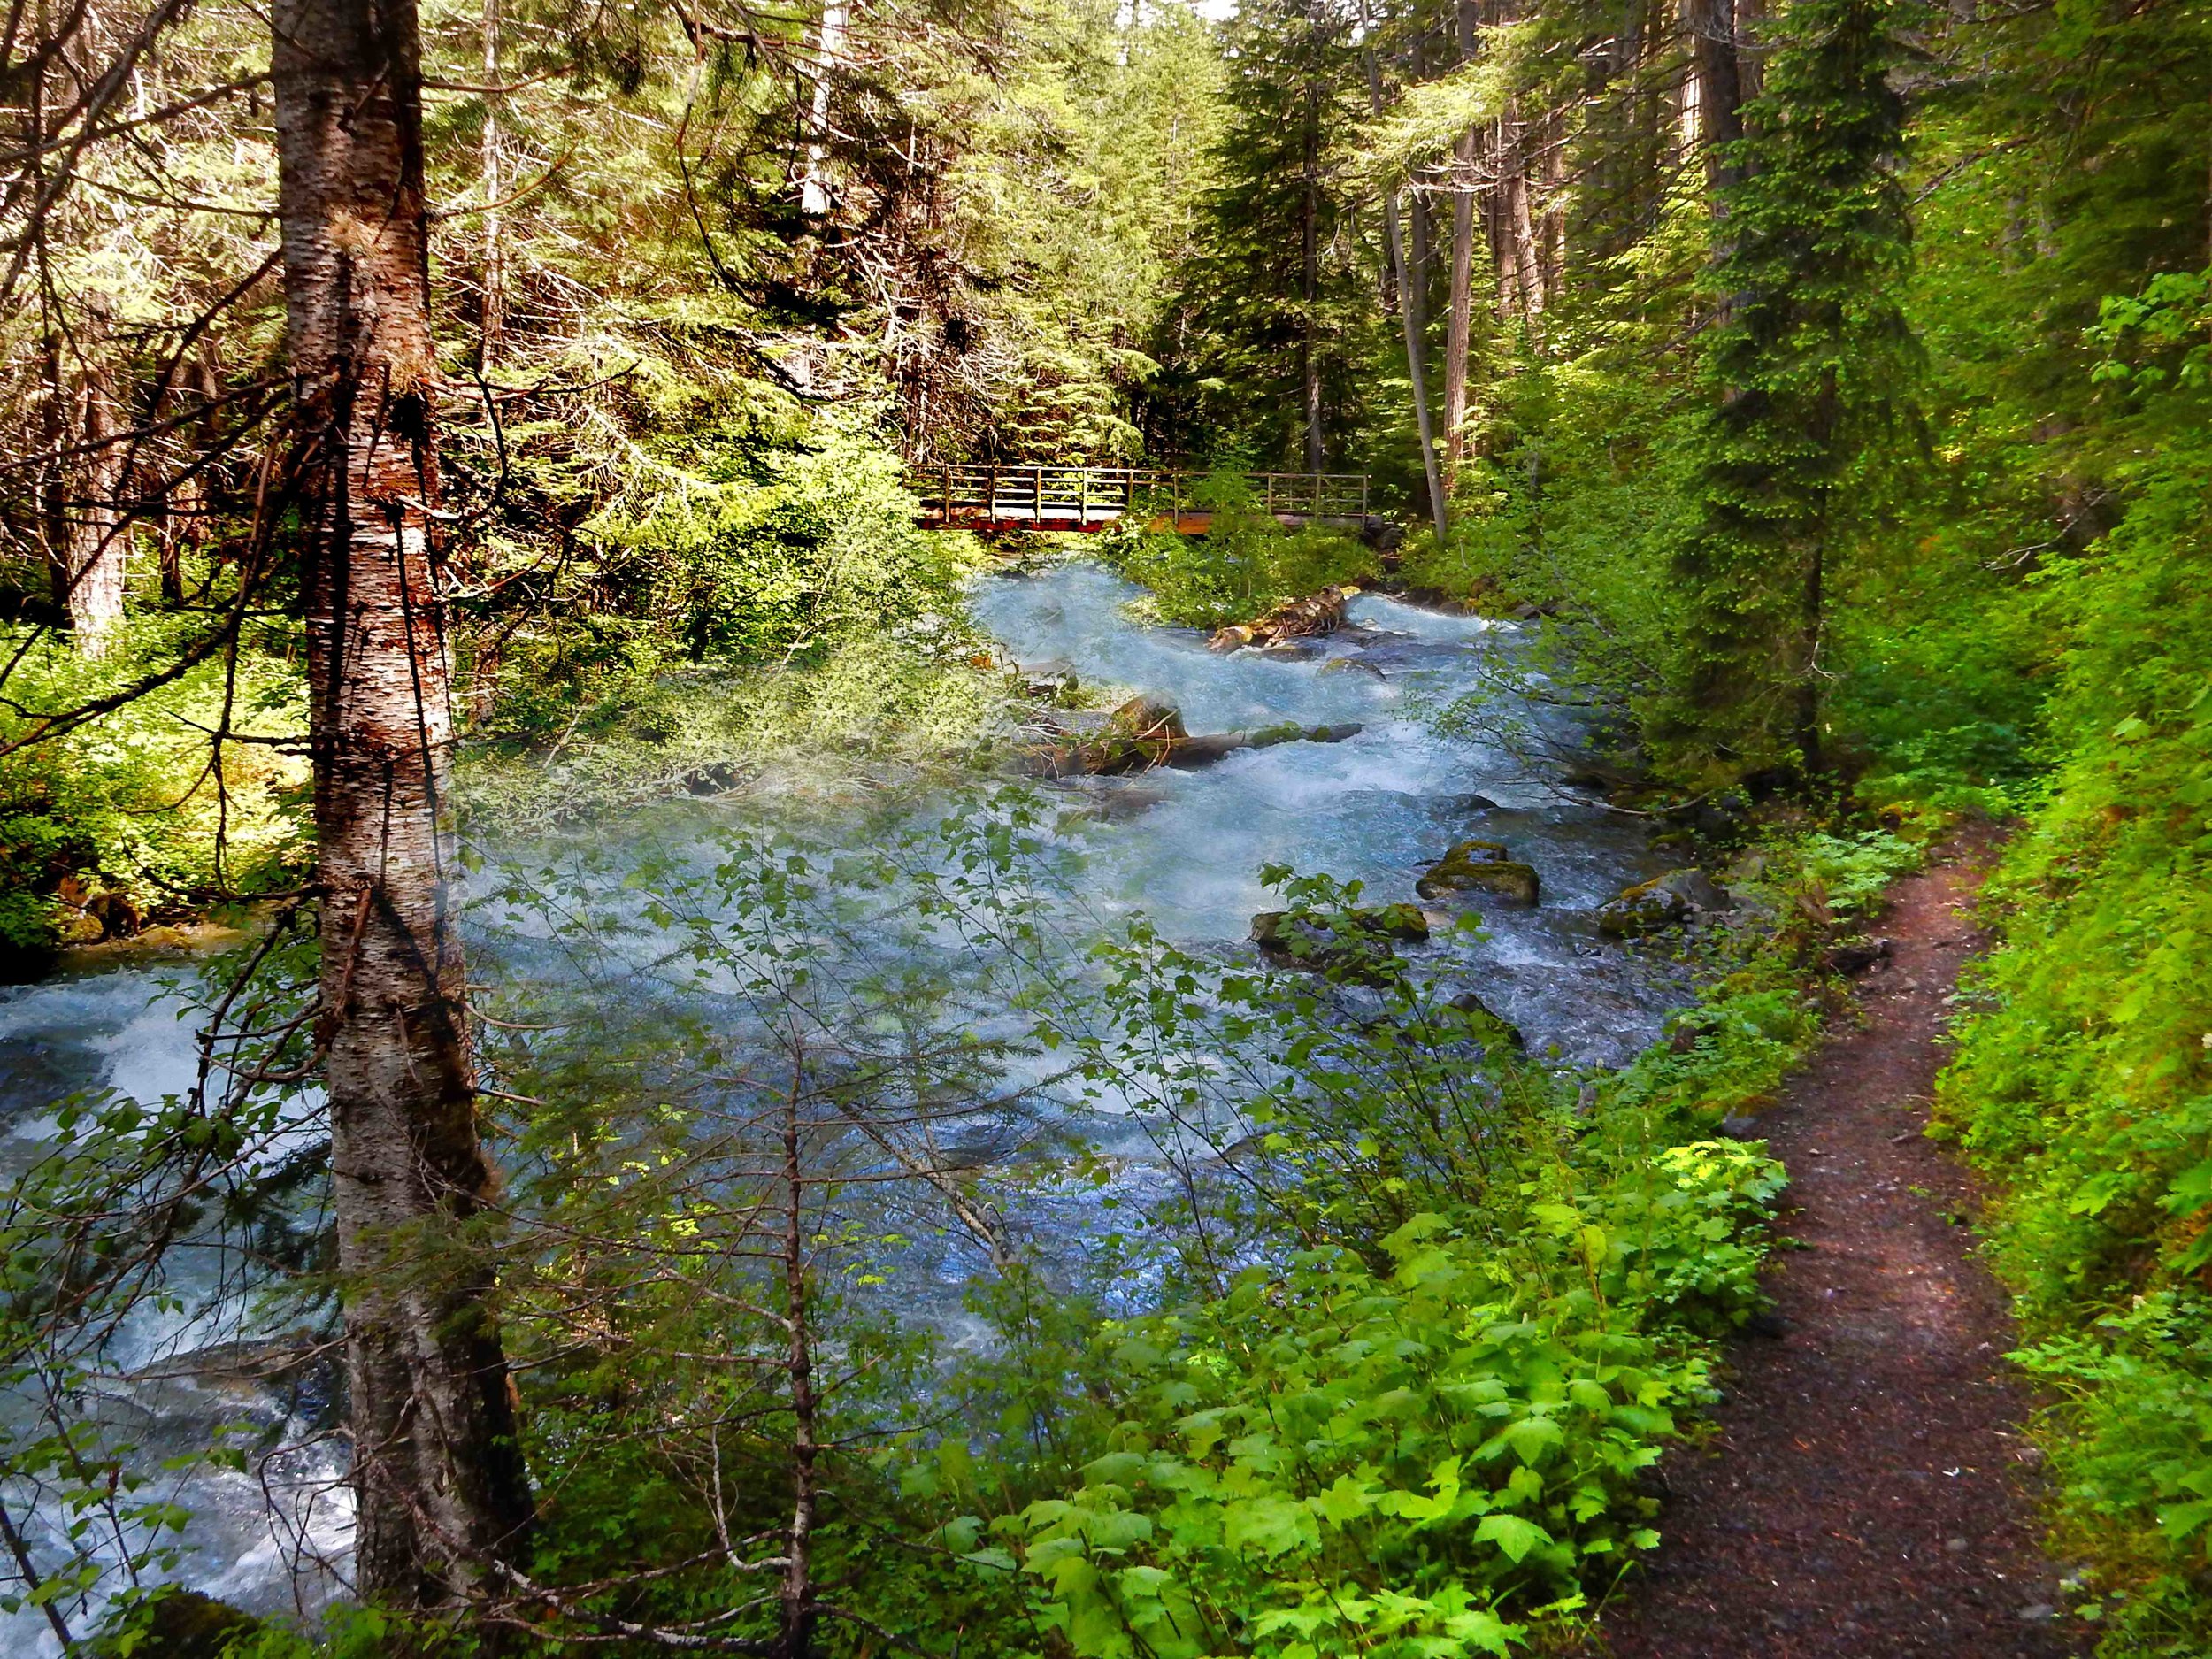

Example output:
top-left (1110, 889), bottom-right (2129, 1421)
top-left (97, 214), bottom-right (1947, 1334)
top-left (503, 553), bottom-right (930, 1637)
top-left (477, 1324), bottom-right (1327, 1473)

top-left (1416, 841), bottom-right (1539, 904)
top-left (1597, 868), bottom-right (1732, 939)
top-left (1597, 876), bottom-right (1691, 938)
top-left (92, 1589), bottom-right (262, 1657)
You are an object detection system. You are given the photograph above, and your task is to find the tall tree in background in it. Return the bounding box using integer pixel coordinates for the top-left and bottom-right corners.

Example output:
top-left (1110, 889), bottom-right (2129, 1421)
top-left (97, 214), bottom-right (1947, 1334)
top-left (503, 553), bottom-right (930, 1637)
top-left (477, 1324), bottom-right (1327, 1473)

top-left (1663, 0), bottom-right (1917, 784)
top-left (1441, 0), bottom-right (1482, 478)
top-left (1170, 0), bottom-right (1366, 465)
top-left (271, 0), bottom-right (532, 1608)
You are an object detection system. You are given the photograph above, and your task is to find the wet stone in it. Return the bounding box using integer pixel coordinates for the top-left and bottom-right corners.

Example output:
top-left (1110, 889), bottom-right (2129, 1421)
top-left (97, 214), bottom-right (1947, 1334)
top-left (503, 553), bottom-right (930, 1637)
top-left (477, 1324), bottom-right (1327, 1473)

top-left (1416, 841), bottom-right (1540, 904)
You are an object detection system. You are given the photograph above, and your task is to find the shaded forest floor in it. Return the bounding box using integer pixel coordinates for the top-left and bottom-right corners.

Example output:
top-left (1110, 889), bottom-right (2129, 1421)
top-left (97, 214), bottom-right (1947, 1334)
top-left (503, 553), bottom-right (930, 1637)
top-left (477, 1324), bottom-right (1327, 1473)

top-left (1597, 833), bottom-right (2091, 1658)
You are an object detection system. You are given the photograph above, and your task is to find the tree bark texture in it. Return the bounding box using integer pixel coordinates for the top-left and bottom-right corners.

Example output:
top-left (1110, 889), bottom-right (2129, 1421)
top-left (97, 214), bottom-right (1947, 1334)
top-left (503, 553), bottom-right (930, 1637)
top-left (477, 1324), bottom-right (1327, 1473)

top-left (1300, 60), bottom-right (1324, 472)
top-left (800, 0), bottom-right (849, 217)
top-left (52, 355), bottom-right (128, 655)
top-left (1364, 26), bottom-right (1446, 541)
top-left (1443, 0), bottom-right (1480, 476)
top-left (1689, 0), bottom-right (1745, 206)
top-left (1443, 160), bottom-right (1476, 474)
top-left (478, 0), bottom-right (504, 365)
top-left (271, 0), bottom-right (532, 1609)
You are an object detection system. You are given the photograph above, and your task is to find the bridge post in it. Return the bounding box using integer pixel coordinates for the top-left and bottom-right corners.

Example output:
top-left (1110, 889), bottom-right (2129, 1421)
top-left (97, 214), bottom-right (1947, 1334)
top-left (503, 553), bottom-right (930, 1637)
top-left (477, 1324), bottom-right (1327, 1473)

top-left (941, 462), bottom-right (951, 524)
top-left (1079, 468), bottom-right (1088, 526)
top-left (987, 464), bottom-right (998, 526)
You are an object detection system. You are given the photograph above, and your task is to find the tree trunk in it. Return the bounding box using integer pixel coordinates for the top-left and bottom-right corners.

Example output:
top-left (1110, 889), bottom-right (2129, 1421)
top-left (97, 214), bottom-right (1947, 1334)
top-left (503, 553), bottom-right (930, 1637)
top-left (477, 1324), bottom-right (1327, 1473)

top-left (271, 0), bottom-right (532, 1611)
top-left (1392, 196), bottom-right (1449, 543)
top-left (800, 0), bottom-right (849, 217)
top-left (1734, 0), bottom-right (1765, 102)
top-left (1299, 60), bottom-right (1324, 472)
top-left (478, 0), bottom-right (504, 366)
top-left (779, 1080), bottom-right (819, 1659)
top-left (55, 357), bottom-right (128, 655)
top-left (1364, 22), bottom-right (1447, 541)
top-left (1443, 161), bottom-right (1476, 475)
top-left (153, 349), bottom-right (217, 605)
top-left (1689, 0), bottom-right (1745, 206)
top-left (1536, 105), bottom-right (1567, 304)
top-left (1797, 531), bottom-right (1824, 775)
top-left (1442, 0), bottom-right (1480, 478)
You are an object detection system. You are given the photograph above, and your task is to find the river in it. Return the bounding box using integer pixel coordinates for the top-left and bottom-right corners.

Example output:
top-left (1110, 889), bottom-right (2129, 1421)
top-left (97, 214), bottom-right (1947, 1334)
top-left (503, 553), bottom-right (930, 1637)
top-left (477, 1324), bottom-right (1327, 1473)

top-left (0, 557), bottom-right (1686, 1647)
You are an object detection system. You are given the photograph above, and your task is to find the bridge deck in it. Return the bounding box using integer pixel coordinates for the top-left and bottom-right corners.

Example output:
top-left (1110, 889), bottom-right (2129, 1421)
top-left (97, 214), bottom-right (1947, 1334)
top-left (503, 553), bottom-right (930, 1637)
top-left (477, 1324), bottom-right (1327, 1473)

top-left (912, 465), bottom-right (1371, 534)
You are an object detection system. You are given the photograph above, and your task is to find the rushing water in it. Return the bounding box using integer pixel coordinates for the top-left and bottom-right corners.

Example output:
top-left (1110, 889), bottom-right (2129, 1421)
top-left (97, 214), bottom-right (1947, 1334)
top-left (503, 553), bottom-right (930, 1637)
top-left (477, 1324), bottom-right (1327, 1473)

top-left (0, 557), bottom-right (1686, 1644)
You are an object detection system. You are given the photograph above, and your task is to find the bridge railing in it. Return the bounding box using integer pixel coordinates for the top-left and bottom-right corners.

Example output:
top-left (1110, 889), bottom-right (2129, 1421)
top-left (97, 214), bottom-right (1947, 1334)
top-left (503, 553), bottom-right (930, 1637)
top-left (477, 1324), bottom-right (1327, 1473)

top-left (912, 465), bottom-right (1370, 529)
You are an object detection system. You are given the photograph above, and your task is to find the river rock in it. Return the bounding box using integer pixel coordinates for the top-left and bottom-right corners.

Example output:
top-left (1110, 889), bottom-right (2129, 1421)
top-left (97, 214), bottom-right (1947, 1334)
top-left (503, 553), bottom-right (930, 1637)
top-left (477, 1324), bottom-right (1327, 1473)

top-left (89, 1587), bottom-right (263, 1657)
top-left (1318, 657), bottom-right (1386, 680)
top-left (1448, 989), bottom-right (1525, 1050)
top-left (1416, 841), bottom-right (1540, 905)
top-left (1597, 868), bottom-right (1732, 938)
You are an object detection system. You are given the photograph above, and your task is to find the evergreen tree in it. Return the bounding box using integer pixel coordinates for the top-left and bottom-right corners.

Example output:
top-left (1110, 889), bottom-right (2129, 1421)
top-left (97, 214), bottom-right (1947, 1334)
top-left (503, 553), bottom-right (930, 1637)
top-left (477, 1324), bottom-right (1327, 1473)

top-left (1151, 0), bottom-right (1371, 465)
top-left (1660, 0), bottom-right (1920, 786)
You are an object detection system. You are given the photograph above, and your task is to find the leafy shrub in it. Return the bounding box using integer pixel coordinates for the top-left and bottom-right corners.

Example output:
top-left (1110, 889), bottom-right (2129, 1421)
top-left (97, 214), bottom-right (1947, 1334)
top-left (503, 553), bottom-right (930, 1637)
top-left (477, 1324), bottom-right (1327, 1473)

top-left (972, 1146), bottom-right (1781, 1659)
top-left (1108, 466), bottom-right (1371, 628)
top-left (1934, 314), bottom-right (2212, 1649)
top-left (0, 621), bottom-right (309, 966)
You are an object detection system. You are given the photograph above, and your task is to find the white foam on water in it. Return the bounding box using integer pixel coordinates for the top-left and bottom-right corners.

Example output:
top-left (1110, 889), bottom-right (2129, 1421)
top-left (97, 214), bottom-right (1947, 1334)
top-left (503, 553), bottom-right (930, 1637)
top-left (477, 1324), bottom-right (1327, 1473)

top-left (0, 557), bottom-right (1688, 1634)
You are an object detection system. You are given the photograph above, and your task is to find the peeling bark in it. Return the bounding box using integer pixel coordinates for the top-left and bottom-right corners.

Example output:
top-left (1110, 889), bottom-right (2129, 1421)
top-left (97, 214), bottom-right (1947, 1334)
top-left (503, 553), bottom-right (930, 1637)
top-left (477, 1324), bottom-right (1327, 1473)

top-left (271, 0), bottom-right (532, 1610)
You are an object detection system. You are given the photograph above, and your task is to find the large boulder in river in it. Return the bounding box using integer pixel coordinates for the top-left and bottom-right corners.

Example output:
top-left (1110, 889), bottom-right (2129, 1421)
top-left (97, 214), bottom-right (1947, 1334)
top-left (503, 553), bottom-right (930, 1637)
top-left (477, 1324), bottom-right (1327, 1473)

top-left (1597, 869), bottom-right (1734, 939)
top-left (1416, 841), bottom-right (1540, 905)
top-left (1209, 586), bottom-right (1356, 652)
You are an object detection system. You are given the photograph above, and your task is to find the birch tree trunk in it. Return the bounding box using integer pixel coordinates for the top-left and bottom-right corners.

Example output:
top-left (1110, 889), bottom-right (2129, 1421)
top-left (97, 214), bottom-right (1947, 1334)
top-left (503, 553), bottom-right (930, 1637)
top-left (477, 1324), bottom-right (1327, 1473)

top-left (271, 0), bottom-right (532, 1610)
top-left (55, 356), bottom-right (128, 655)
top-left (478, 0), bottom-right (504, 365)
top-left (801, 0), bottom-right (849, 217)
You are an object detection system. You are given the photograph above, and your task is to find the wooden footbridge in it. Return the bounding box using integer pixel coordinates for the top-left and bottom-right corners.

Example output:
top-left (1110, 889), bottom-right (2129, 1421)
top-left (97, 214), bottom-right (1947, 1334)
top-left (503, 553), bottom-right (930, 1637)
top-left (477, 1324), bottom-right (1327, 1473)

top-left (912, 465), bottom-right (1371, 534)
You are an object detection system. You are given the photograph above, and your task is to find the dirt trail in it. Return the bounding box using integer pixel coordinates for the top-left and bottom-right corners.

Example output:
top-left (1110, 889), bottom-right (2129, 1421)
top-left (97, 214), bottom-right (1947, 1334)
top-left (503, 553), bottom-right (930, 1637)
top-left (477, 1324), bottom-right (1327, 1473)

top-left (1601, 839), bottom-right (2087, 1659)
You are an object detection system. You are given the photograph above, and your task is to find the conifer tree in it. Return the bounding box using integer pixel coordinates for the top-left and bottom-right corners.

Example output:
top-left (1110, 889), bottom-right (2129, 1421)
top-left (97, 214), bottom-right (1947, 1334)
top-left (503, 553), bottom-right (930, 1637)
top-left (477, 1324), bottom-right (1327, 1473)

top-left (1159, 0), bottom-right (1368, 465)
top-left (1662, 0), bottom-right (1919, 785)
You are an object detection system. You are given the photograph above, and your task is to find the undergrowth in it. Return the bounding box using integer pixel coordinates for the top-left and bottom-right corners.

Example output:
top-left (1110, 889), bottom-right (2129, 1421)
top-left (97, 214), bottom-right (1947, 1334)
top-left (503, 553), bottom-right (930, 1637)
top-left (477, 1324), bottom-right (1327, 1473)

top-left (1104, 467), bottom-right (1372, 629)
top-left (1934, 383), bottom-right (2212, 1653)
